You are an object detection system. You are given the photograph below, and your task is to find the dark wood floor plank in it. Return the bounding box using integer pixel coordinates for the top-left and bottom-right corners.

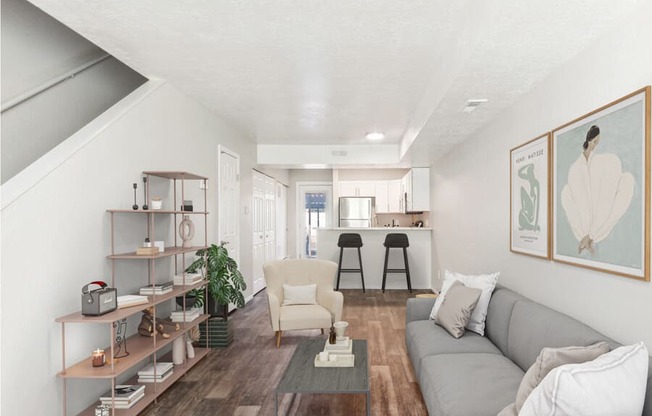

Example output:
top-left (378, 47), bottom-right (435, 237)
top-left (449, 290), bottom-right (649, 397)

top-left (140, 289), bottom-right (429, 415)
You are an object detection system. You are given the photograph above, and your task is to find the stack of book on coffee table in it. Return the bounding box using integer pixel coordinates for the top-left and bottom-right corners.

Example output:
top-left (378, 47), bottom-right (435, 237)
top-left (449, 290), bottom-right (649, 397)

top-left (99, 384), bottom-right (145, 409)
top-left (137, 362), bottom-right (174, 383)
top-left (324, 337), bottom-right (353, 355)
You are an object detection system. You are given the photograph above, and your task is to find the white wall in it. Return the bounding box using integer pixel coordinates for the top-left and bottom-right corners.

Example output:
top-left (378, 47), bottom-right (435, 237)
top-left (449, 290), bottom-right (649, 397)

top-left (431, 3), bottom-right (652, 349)
top-left (0, 81), bottom-right (274, 415)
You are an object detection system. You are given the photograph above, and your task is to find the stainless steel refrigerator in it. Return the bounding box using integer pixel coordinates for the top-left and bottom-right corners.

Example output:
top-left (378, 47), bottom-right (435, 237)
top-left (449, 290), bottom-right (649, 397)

top-left (339, 197), bottom-right (374, 228)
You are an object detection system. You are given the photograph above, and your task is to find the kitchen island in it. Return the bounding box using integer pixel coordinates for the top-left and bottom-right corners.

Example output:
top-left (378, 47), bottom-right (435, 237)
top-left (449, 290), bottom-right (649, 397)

top-left (316, 227), bottom-right (432, 290)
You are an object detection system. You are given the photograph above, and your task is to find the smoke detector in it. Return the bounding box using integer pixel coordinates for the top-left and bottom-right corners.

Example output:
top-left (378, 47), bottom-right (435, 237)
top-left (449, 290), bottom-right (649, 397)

top-left (461, 99), bottom-right (488, 113)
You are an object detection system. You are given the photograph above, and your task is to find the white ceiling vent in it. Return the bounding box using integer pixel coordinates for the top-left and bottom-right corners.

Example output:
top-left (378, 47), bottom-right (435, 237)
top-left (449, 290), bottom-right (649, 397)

top-left (331, 150), bottom-right (348, 157)
top-left (461, 99), bottom-right (488, 113)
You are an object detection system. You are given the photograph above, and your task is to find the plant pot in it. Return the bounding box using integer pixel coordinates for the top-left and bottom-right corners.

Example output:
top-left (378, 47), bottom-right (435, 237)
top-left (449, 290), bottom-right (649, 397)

top-left (176, 295), bottom-right (197, 309)
top-left (207, 296), bottom-right (228, 319)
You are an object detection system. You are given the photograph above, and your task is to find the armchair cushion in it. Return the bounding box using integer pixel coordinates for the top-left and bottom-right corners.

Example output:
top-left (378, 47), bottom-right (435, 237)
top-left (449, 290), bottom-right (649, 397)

top-left (280, 305), bottom-right (333, 331)
top-left (282, 283), bottom-right (317, 306)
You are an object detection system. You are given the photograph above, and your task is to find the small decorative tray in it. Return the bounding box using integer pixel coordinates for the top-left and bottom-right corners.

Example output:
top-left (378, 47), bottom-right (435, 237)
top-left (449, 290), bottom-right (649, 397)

top-left (314, 354), bottom-right (355, 367)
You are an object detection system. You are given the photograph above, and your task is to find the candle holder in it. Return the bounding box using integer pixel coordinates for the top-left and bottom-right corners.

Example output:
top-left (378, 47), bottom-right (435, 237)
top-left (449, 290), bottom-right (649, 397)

top-left (91, 349), bottom-right (106, 367)
top-left (132, 183), bottom-right (138, 210)
top-left (142, 177), bottom-right (149, 210)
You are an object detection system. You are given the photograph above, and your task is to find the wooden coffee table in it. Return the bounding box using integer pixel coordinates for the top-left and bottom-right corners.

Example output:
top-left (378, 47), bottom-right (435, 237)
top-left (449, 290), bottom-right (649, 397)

top-left (275, 339), bottom-right (370, 415)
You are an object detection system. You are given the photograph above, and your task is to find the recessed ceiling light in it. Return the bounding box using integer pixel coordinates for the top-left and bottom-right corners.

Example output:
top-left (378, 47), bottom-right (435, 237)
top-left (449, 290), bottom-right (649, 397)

top-left (365, 132), bottom-right (385, 141)
top-left (461, 99), bottom-right (488, 113)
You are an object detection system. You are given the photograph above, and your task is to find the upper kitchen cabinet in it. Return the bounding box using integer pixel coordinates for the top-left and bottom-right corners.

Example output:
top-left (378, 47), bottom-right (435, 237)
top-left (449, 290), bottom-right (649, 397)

top-left (404, 168), bottom-right (430, 212)
top-left (339, 181), bottom-right (377, 197)
top-left (376, 180), bottom-right (402, 214)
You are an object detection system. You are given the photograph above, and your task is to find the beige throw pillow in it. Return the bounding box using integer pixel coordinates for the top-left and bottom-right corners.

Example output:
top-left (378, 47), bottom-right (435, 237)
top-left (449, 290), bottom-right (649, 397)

top-left (282, 283), bottom-right (317, 306)
top-left (434, 281), bottom-right (481, 339)
top-left (497, 341), bottom-right (610, 416)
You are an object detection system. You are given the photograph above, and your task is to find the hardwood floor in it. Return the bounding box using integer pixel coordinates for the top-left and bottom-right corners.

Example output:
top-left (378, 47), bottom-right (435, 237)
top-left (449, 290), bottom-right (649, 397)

top-left (140, 289), bottom-right (429, 415)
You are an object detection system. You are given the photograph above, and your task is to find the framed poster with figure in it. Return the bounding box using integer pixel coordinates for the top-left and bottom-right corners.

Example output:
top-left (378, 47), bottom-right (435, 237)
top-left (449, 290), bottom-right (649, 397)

top-left (510, 133), bottom-right (550, 259)
top-left (552, 86), bottom-right (650, 281)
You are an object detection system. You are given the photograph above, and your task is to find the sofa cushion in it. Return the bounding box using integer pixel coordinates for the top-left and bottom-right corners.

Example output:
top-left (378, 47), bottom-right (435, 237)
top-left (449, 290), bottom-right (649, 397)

top-left (406, 320), bottom-right (502, 380)
top-left (419, 353), bottom-right (524, 416)
top-left (507, 301), bottom-right (611, 371)
top-left (484, 286), bottom-right (526, 356)
top-left (521, 342), bottom-right (649, 416)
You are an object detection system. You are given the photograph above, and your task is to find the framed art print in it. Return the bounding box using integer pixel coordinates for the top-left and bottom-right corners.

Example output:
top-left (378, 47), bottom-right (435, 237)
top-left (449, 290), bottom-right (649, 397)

top-left (510, 133), bottom-right (550, 258)
top-left (552, 86), bottom-right (650, 281)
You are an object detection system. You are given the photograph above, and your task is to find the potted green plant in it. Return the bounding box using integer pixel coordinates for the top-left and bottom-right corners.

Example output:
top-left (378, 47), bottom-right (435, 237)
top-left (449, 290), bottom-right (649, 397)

top-left (185, 242), bottom-right (246, 319)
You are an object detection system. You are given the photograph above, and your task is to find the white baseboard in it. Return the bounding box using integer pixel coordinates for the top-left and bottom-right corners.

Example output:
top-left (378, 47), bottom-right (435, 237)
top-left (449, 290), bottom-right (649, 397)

top-left (245, 294), bottom-right (254, 304)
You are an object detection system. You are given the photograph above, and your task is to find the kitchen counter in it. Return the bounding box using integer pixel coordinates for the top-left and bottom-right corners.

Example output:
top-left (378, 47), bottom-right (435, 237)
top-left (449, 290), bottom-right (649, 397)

top-left (316, 228), bottom-right (431, 290)
top-left (331, 227), bottom-right (432, 231)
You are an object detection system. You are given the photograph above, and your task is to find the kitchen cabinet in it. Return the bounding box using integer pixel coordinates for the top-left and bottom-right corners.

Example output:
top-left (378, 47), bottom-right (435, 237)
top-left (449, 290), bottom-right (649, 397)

top-left (387, 180), bottom-right (402, 213)
top-left (403, 168), bottom-right (430, 212)
top-left (339, 181), bottom-right (376, 197)
top-left (376, 180), bottom-right (403, 214)
top-left (341, 180), bottom-right (404, 213)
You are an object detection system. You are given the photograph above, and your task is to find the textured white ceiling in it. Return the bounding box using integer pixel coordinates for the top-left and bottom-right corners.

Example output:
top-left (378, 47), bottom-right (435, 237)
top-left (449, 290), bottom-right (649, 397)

top-left (27, 0), bottom-right (644, 165)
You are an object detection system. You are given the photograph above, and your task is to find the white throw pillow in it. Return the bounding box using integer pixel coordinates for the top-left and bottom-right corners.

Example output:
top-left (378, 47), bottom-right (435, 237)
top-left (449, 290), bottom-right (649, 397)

top-left (429, 270), bottom-right (499, 335)
top-left (282, 283), bottom-right (317, 306)
top-left (520, 342), bottom-right (649, 416)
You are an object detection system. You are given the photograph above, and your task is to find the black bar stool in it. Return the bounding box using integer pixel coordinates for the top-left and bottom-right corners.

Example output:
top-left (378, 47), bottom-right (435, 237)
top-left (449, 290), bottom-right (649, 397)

top-left (382, 233), bottom-right (412, 293)
top-left (336, 233), bottom-right (365, 292)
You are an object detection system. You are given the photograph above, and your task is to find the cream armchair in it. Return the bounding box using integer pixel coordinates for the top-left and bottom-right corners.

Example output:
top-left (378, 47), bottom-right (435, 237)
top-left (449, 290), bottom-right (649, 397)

top-left (264, 259), bottom-right (344, 348)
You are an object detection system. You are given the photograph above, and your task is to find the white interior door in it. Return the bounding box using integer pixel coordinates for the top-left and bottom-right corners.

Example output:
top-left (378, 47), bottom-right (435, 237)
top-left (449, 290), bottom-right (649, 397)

top-left (264, 175), bottom-right (276, 267)
top-left (218, 147), bottom-right (239, 263)
top-left (275, 182), bottom-right (288, 259)
top-left (297, 183), bottom-right (333, 258)
top-left (252, 171), bottom-right (266, 294)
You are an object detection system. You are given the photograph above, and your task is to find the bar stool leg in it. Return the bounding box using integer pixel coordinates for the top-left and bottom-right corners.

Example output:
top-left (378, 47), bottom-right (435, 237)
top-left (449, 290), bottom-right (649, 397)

top-left (382, 247), bottom-right (390, 293)
top-left (357, 247), bottom-right (365, 293)
top-left (403, 247), bottom-right (412, 293)
top-left (336, 247), bottom-right (344, 291)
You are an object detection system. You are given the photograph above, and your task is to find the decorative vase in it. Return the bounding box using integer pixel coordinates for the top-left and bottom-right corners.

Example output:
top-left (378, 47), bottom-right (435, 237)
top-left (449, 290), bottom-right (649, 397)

top-left (333, 321), bottom-right (349, 340)
top-left (172, 337), bottom-right (185, 364)
top-left (186, 340), bottom-right (195, 359)
top-left (178, 215), bottom-right (195, 248)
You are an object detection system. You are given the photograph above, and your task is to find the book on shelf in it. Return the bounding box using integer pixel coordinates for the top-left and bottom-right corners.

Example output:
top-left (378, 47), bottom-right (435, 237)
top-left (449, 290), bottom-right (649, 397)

top-left (138, 369), bottom-right (173, 383)
top-left (170, 307), bottom-right (202, 322)
top-left (139, 281), bottom-right (174, 295)
top-left (139, 287), bottom-right (173, 296)
top-left (101, 391), bottom-right (145, 409)
top-left (138, 362), bottom-right (174, 377)
top-left (173, 272), bottom-right (203, 285)
top-left (117, 295), bottom-right (150, 308)
top-left (99, 384), bottom-right (145, 402)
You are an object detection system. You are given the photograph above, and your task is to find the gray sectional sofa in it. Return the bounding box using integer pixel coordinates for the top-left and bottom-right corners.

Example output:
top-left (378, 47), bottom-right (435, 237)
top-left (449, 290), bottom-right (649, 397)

top-left (405, 285), bottom-right (652, 416)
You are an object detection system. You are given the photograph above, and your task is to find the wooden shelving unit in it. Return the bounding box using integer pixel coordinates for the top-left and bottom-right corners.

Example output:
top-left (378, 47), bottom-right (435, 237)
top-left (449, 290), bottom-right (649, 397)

top-left (56, 171), bottom-right (210, 416)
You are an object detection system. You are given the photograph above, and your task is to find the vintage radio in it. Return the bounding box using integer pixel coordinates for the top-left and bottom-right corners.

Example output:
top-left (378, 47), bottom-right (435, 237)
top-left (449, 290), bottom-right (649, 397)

top-left (81, 281), bottom-right (118, 316)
